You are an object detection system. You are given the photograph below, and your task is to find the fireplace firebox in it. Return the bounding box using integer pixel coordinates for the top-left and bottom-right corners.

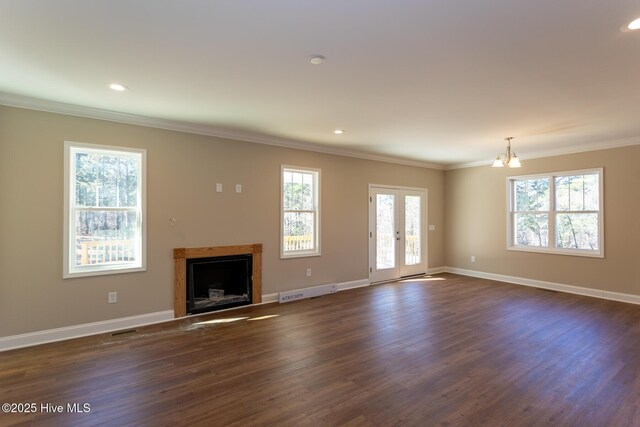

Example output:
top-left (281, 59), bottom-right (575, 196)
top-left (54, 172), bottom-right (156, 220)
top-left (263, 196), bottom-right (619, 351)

top-left (186, 254), bottom-right (252, 315)
top-left (173, 244), bottom-right (262, 318)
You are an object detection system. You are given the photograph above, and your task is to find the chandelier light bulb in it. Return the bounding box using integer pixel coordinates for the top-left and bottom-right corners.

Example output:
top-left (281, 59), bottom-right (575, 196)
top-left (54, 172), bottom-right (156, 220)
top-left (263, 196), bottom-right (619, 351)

top-left (491, 137), bottom-right (521, 168)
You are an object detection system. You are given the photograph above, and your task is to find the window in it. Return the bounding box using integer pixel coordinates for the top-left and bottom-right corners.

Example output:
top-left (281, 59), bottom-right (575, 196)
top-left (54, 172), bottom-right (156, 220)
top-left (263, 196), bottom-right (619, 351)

top-left (64, 142), bottom-right (146, 278)
top-left (508, 168), bottom-right (603, 257)
top-left (281, 166), bottom-right (320, 258)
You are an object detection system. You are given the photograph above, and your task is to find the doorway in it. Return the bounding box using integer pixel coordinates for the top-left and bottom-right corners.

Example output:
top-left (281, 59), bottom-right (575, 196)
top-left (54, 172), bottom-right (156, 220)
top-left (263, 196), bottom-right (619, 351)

top-left (368, 185), bottom-right (427, 283)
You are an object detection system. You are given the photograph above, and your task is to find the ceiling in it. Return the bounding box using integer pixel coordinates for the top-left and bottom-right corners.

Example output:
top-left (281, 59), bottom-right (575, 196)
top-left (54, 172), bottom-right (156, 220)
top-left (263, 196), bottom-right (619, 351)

top-left (1, 0), bottom-right (639, 168)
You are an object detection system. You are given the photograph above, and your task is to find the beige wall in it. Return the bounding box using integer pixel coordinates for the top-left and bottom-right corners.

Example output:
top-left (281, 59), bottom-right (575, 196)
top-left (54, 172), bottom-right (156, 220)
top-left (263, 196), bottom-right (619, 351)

top-left (445, 145), bottom-right (640, 295)
top-left (0, 106), bottom-right (445, 337)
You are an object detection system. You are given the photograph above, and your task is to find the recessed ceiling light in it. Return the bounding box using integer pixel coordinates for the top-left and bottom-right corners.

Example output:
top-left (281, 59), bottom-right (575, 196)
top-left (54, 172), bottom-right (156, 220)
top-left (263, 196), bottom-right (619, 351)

top-left (629, 18), bottom-right (640, 30)
top-left (334, 129), bottom-right (344, 134)
top-left (309, 55), bottom-right (326, 65)
top-left (109, 83), bottom-right (128, 92)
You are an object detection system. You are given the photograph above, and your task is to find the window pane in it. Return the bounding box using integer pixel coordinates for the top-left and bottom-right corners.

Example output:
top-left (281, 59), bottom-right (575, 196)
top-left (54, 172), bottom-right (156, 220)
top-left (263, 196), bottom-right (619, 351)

top-left (283, 171), bottom-right (313, 211)
top-left (281, 167), bottom-right (319, 257)
top-left (556, 213), bottom-right (598, 250)
top-left (405, 196), bottom-right (421, 265)
top-left (75, 152), bottom-right (138, 208)
top-left (283, 171), bottom-right (294, 209)
top-left (514, 213), bottom-right (549, 247)
top-left (376, 194), bottom-right (395, 269)
top-left (74, 210), bottom-right (138, 266)
top-left (302, 173), bottom-right (313, 209)
top-left (555, 174), bottom-right (598, 212)
top-left (514, 178), bottom-right (549, 211)
top-left (583, 174), bottom-right (599, 211)
top-left (75, 153), bottom-right (97, 207)
top-left (283, 212), bottom-right (314, 251)
top-left (117, 157), bottom-right (139, 207)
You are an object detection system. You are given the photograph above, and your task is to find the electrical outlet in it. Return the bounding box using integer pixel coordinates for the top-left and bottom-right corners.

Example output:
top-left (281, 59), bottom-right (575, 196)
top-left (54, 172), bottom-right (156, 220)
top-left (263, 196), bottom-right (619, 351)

top-left (108, 292), bottom-right (117, 303)
top-left (428, 224), bottom-right (436, 231)
top-left (306, 268), bottom-right (312, 277)
top-left (235, 184), bottom-right (242, 193)
top-left (216, 183), bottom-right (223, 193)
top-left (471, 256), bottom-right (476, 263)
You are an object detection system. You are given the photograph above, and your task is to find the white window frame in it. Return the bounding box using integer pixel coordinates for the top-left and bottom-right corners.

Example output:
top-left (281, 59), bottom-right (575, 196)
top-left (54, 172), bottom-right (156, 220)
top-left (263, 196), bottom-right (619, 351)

top-left (280, 165), bottom-right (321, 259)
top-left (63, 141), bottom-right (147, 278)
top-left (507, 168), bottom-right (604, 258)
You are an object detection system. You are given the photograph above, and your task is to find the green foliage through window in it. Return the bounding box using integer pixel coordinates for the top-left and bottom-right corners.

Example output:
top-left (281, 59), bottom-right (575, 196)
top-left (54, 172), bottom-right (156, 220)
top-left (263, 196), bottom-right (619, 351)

top-left (510, 170), bottom-right (601, 255)
top-left (66, 143), bottom-right (145, 276)
top-left (282, 167), bottom-right (319, 256)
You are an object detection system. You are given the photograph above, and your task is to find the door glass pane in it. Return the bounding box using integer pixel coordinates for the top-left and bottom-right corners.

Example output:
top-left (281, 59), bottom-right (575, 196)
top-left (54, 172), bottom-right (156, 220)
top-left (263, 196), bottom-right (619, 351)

top-left (376, 194), bottom-right (395, 269)
top-left (405, 196), bottom-right (421, 265)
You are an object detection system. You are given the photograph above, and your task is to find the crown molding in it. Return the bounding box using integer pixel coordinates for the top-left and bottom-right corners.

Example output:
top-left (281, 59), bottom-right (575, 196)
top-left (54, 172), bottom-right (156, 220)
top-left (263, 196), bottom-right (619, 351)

top-left (0, 92), bottom-right (445, 170)
top-left (445, 136), bottom-right (640, 170)
top-left (6, 91), bottom-right (634, 171)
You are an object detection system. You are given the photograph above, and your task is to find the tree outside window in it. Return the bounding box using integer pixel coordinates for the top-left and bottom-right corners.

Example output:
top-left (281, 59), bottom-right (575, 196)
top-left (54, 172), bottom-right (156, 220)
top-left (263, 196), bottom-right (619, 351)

top-left (281, 166), bottom-right (320, 258)
top-left (508, 169), bottom-right (602, 257)
top-left (64, 142), bottom-right (146, 278)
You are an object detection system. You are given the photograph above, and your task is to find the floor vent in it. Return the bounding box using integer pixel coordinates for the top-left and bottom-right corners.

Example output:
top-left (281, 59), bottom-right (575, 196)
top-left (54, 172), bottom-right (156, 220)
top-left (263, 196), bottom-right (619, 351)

top-left (279, 283), bottom-right (338, 303)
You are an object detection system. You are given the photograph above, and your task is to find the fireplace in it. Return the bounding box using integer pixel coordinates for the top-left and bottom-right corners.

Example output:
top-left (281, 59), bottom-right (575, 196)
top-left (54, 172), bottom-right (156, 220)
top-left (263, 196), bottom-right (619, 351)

top-left (174, 244), bottom-right (262, 318)
top-left (186, 254), bottom-right (252, 315)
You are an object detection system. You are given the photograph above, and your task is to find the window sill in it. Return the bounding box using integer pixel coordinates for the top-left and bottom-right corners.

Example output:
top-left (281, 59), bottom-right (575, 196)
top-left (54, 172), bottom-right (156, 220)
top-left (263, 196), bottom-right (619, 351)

top-left (507, 245), bottom-right (603, 258)
top-left (280, 251), bottom-right (322, 260)
top-left (64, 265), bottom-right (146, 279)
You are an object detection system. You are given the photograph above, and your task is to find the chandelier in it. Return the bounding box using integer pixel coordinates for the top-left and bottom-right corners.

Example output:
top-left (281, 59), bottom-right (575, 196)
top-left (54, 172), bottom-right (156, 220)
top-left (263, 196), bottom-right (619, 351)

top-left (491, 137), bottom-right (521, 168)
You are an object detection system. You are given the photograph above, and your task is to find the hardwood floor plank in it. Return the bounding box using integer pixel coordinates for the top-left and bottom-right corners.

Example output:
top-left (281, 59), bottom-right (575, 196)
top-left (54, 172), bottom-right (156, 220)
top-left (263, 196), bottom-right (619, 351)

top-left (2, 274), bottom-right (640, 426)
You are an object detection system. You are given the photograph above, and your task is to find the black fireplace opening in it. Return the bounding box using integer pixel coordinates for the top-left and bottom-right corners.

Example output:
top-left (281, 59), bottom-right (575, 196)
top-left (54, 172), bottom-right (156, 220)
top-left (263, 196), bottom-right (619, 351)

top-left (186, 254), bottom-right (252, 315)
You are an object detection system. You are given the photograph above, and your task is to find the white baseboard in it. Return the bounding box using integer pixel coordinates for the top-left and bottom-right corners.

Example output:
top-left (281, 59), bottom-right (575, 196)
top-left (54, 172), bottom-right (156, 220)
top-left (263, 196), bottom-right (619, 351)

top-left (427, 266), bottom-right (446, 275)
top-left (0, 282), bottom-right (366, 352)
top-left (260, 293), bottom-right (279, 304)
top-left (602, 290), bottom-right (640, 305)
top-left (14, 270), bottom-right (631, 352)
top-left (444, 267), bottom-right (640, 305)
top-left (337, 278), bottom-right (370, 291)
top-left (0, 310), bottom-right (175, 352)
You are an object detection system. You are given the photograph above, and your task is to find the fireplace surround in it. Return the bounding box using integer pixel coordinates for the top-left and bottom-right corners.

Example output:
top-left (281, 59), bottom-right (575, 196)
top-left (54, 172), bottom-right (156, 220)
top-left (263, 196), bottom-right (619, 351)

top-left (173, 244), bottom-right (262, 318)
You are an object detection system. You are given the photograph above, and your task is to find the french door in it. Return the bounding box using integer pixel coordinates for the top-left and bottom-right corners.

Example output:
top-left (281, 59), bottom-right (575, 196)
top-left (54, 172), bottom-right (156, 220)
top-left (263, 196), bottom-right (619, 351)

top-left (369, 186), bottom-right (427, 283)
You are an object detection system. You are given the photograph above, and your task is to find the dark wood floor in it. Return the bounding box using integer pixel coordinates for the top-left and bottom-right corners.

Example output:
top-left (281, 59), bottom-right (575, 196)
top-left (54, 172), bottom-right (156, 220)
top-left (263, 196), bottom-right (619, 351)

top-left (2, 273), bottom-right (640, 426)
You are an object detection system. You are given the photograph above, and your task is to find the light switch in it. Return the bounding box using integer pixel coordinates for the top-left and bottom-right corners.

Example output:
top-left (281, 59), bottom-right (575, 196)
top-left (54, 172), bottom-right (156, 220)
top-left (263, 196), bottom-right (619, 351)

top-left (428, 224), bottom-right (436, 231)
top-left (236, 184), bottom-right (242, 193)
top-left (216, 183), bottom-right (223, 193)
